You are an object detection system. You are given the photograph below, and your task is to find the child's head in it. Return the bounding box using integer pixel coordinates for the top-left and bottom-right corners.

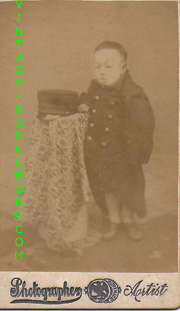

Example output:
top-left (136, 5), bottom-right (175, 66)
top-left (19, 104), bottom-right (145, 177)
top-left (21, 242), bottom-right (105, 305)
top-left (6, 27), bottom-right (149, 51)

top-left (93, 41), bottom-right (127, 86)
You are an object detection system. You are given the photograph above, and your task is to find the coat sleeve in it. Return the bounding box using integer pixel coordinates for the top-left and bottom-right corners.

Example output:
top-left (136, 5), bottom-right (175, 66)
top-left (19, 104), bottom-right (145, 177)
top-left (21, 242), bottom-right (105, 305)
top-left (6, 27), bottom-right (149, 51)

top-left (78, 92), bottom-right (90, 106)
top-left (78, 82), bottom-right (96, 107)
top-left (124, 94), bottom-right (155, 164)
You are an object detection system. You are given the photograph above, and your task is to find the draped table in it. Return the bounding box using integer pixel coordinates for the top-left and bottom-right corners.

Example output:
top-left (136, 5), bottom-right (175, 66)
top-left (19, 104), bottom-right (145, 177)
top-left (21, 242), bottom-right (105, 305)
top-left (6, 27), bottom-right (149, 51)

top-left (22, 113), bottom-right (100, 253)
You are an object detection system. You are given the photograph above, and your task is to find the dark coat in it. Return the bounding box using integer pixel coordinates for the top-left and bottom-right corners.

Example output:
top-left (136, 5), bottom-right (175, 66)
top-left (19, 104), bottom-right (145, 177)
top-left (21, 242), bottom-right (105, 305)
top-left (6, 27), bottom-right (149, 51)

top-left (80, 71), bottom-right (155, 217)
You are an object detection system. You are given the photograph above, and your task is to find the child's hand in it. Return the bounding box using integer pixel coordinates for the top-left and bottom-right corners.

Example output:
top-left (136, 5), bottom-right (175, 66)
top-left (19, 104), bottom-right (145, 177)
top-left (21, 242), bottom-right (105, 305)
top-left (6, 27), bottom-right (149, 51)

top-left (78, 104), bottom-right (89, 113)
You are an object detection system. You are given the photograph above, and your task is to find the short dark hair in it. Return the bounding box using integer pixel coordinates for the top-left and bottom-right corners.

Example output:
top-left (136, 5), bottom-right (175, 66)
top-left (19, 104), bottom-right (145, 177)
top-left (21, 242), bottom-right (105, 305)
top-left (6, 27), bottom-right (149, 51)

top-left (94, 41), bottom-right (127, 61)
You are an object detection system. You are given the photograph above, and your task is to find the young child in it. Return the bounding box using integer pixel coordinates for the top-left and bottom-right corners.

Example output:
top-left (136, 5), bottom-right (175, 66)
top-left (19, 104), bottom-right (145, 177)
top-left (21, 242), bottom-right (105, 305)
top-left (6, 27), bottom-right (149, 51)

top-left (78, 41), bottom-right (155, 241)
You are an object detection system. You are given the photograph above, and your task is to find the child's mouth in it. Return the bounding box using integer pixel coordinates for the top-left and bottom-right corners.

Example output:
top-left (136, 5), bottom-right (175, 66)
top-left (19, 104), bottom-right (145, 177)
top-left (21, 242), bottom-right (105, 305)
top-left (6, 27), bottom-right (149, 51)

top-left (100, 78), bottom-right (107, 84)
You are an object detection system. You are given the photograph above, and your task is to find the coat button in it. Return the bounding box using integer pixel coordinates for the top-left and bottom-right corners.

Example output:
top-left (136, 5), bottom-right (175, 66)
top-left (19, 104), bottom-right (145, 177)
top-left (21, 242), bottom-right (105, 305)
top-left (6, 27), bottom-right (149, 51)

top-left (87, 136), bottom-right (92, 141)
top-left (90, 123), bottom-right (94, 127)
top-left (105, 127), bottom-right (109, 132)
top-left (95, 95), bottom-right (100, 100)
top-left (92, 109), bottom-right (96, 113)
top-left (102, 142), bottom-right (107, 147)
top-left (108, 114), bottom-right (113, 119)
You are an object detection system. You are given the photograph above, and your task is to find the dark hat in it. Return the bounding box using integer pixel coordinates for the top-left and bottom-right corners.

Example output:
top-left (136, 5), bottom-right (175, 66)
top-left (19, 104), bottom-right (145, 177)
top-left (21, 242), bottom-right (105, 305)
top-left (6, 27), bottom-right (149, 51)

top-left (37, 89), bottom-right (79, 116)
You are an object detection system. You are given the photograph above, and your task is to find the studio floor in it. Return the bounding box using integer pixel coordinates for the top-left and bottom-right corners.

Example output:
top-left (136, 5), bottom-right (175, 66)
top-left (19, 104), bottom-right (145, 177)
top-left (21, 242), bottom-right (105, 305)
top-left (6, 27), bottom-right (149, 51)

top-left (0, 153), bottom-right (178, 272)
top-left (0, 211), bottom-right (178, 273)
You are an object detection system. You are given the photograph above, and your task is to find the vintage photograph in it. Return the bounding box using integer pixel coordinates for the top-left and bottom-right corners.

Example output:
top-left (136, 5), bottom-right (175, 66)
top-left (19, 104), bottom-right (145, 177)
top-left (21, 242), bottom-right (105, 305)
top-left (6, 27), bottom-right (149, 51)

top-left (0, 0), bottom-right (178, 278)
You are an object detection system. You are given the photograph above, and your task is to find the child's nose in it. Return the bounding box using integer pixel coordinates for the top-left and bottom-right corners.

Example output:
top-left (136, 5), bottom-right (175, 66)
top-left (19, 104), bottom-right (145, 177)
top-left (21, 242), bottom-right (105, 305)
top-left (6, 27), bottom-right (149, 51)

top-left (99, 67), bottom-right (106, 75)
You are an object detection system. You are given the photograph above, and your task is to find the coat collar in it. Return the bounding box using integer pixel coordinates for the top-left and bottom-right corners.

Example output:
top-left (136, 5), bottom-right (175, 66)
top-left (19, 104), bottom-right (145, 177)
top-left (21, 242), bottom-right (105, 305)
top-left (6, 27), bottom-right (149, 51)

top-left (89, 70), bottom-right (146, 100)
top-left (90, 70), bottom-right (129, 92)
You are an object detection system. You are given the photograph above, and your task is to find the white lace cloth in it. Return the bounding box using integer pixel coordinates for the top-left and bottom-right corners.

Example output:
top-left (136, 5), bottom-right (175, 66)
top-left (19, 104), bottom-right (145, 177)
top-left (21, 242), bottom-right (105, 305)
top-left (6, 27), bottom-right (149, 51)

top-left (22, 113), bottom-right (97, 252)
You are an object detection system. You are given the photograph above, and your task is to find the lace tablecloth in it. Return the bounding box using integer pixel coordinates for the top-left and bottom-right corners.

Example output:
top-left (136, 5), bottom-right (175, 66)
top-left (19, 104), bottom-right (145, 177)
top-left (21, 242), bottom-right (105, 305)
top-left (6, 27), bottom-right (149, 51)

top-left (22, 113), bottom-right (94, 252)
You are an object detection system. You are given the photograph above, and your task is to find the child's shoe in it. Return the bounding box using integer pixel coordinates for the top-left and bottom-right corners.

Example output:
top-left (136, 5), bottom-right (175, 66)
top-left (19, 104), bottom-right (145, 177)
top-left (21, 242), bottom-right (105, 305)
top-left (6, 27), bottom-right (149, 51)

top-left (123, 223), bottom-right (143, 241)
top-left (121, 206), bottom-right (143, 241)
top-left (103, 223), bottom-right (119, 240)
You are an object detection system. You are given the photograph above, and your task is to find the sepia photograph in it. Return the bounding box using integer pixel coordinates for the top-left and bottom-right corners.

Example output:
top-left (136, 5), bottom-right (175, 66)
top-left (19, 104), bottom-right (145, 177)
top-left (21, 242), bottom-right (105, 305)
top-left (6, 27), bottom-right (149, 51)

top-left (0, 0), bottom-right (179, 308)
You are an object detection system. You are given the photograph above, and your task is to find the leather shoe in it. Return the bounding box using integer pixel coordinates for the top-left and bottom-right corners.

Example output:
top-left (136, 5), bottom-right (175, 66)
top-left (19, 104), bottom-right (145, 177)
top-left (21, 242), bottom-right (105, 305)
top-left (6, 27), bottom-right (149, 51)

top-left (103, 223), bottom-right (119, 240)
top-left (123, 223), bottom-right (143, 241)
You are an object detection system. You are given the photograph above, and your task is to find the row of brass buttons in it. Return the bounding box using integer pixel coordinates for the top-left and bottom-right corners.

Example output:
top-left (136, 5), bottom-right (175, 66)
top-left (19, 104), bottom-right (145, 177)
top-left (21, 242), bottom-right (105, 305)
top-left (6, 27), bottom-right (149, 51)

top-left (87, 96), bottom-right (115, 146)
top-left (92, 109), bottom-right (113, 119)
top-left (95, 95), bottom-right (116, 106)
top-left (87, 136), bottom-right (107, 147)
top-left (90, 123), bottom-right (109, 132)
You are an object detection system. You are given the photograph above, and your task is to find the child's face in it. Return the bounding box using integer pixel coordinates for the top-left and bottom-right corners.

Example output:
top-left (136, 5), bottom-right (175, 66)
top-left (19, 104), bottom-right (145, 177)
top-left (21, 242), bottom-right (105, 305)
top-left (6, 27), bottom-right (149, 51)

top-left (94, 49), bottom-right (126, 86)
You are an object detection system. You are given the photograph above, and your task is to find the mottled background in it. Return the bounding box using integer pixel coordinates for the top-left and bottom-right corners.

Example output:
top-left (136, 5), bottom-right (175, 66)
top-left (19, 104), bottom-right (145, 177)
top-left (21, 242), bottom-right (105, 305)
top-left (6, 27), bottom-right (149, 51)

top-left (0, 1), bottom-right (178, 272)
